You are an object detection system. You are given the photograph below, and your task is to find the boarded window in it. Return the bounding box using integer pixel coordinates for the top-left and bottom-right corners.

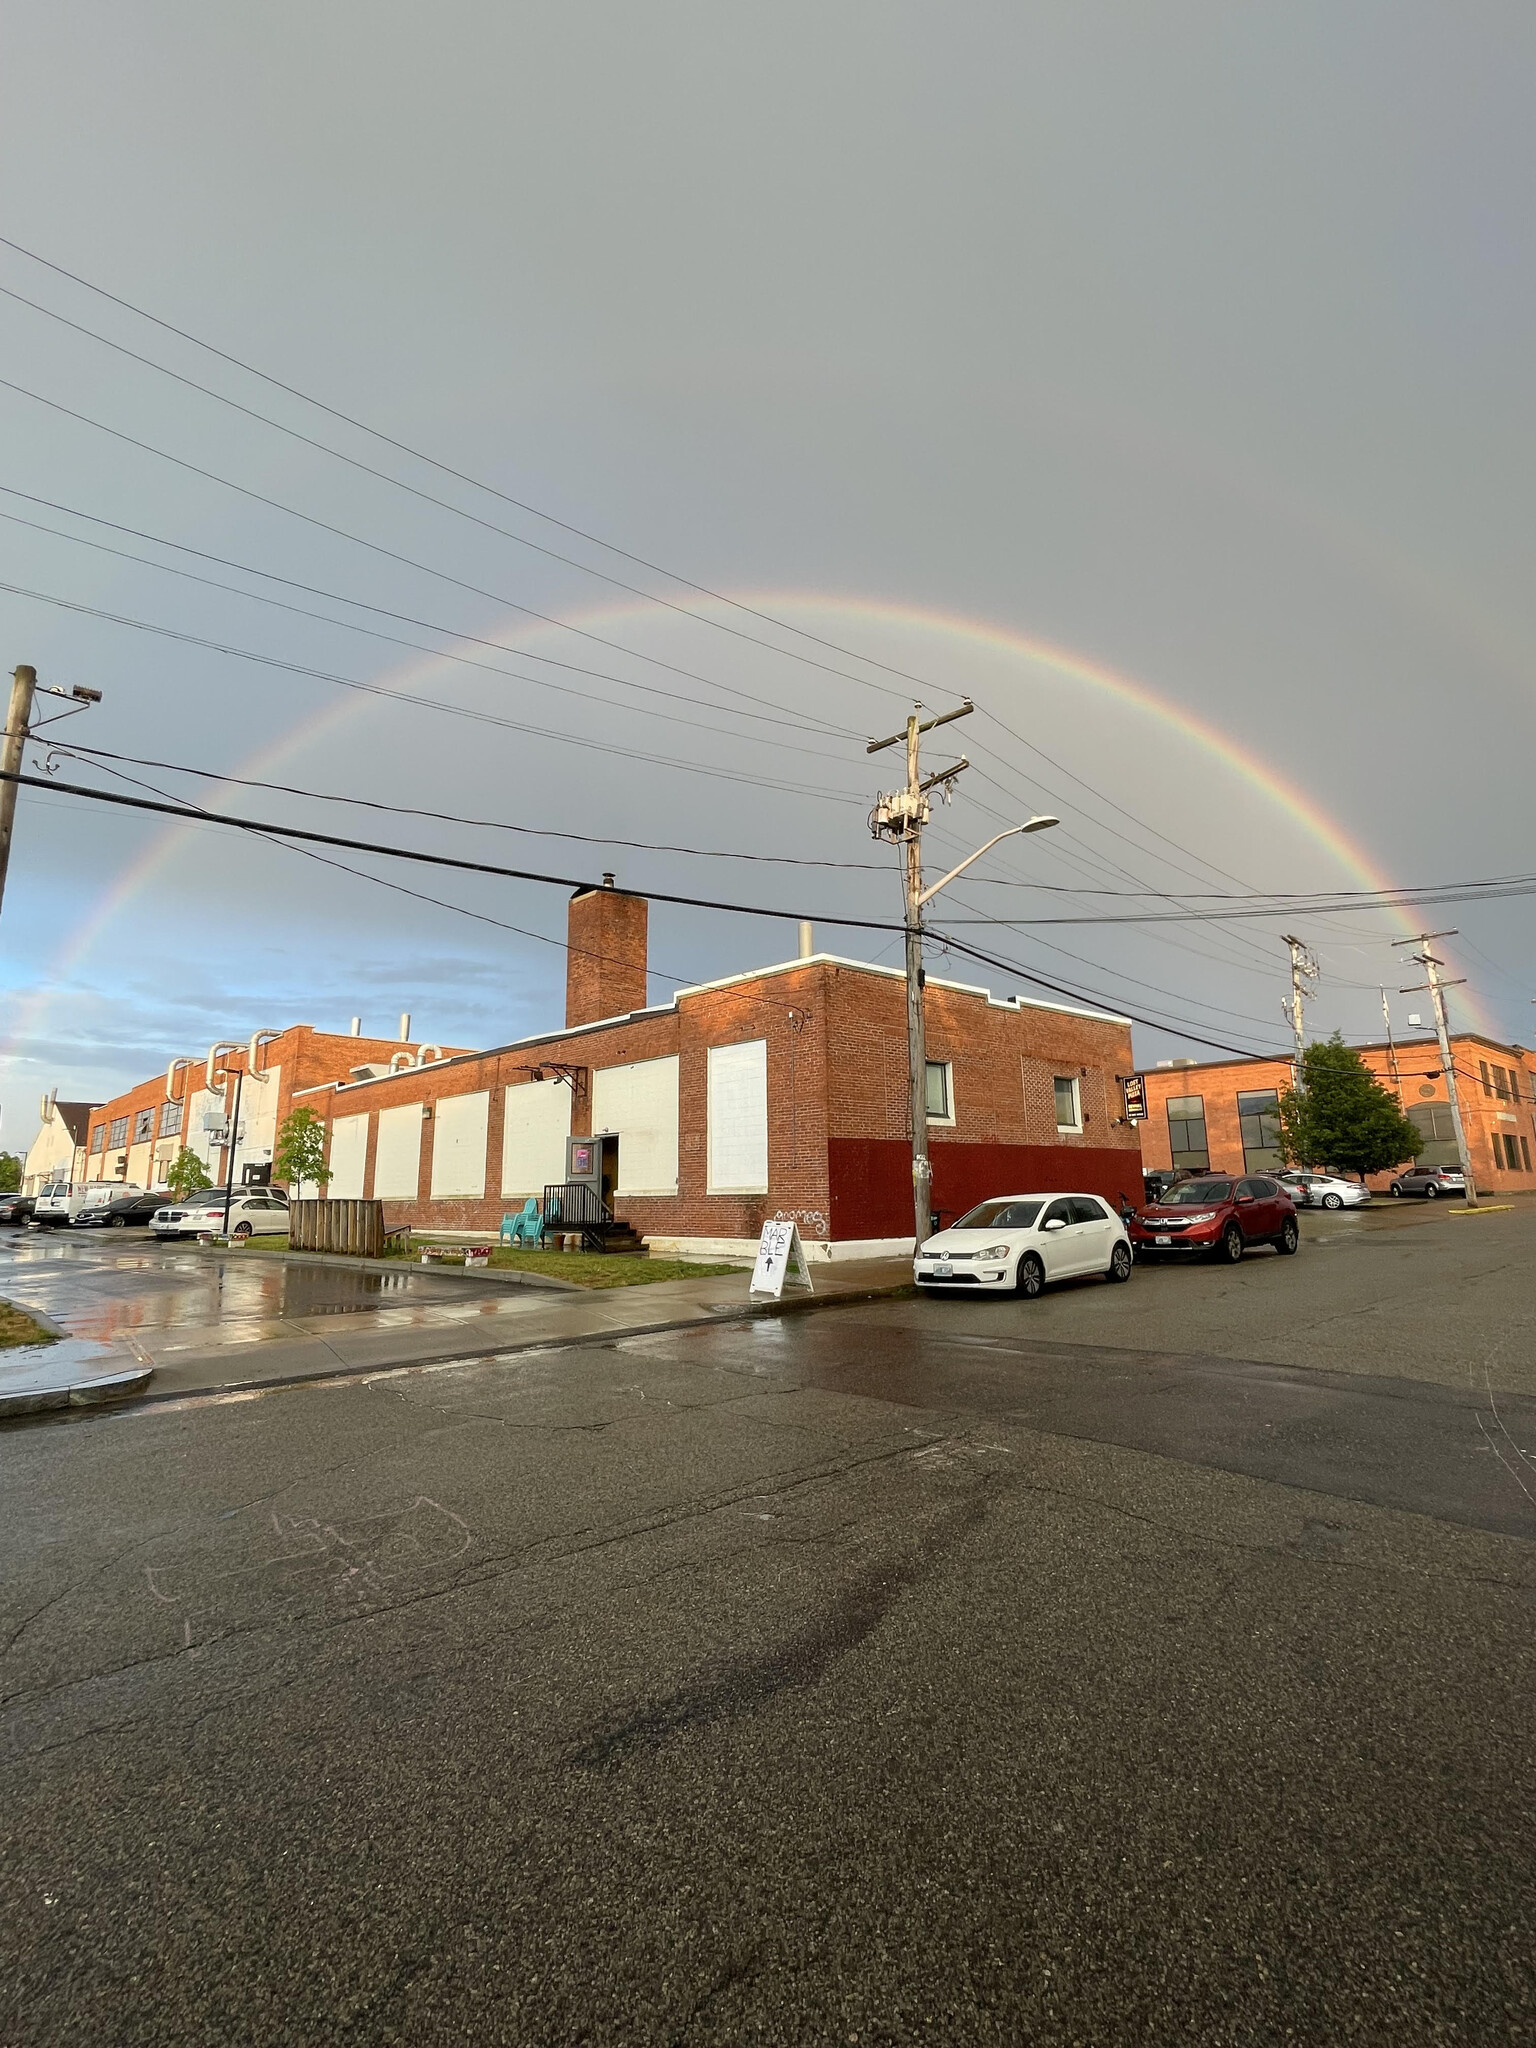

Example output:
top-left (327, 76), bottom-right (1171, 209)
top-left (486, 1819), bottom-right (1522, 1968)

top-left (1166, 1094), bottom-right (1209, 1171)
top-left (707, 1040), bottom-right (769, 1194)
top-left (502, 1080), bottom-right (571, 1197)
top-left (593, 1057), bottom-right (680, 1196)
top-left (431, 1092), bottom-right (490, 1199)
top-left (374, 1103), bottom-right (423, 1199)
top-left (328, 1113), bottom-right (369, 1199)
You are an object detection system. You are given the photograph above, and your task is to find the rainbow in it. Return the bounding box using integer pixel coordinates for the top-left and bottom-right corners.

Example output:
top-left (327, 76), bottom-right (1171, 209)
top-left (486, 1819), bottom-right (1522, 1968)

top-left (3, 592), bottom-right (1489, 1057)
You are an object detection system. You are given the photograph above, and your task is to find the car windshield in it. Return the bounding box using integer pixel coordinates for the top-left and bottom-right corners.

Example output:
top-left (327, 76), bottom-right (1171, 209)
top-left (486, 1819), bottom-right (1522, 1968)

top-left (1162, 1179), bottom-right (1234, 1205)
top-left (952, 1198), bottom-right (1044, 1231)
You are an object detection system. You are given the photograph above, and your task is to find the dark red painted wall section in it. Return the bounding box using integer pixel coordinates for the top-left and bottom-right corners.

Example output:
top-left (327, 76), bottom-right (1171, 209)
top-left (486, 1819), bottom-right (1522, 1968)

top-left (828, 1138), bottom-right (1143, 1238)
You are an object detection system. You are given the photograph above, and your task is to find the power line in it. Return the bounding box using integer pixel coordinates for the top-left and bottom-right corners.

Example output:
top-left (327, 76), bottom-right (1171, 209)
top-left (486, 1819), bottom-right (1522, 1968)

top-left (0, 579), bottom-right (866, 806)
top-left (0, 279), bottom-right (923, 708)
top-left (0, 491), bottom-right (858, 749)
top-left (0, 372), bottom-right (870, 737)
top-left (52, 743), bottom-right (892, 870)
top-left (0, 233), bottom-right (925, 700)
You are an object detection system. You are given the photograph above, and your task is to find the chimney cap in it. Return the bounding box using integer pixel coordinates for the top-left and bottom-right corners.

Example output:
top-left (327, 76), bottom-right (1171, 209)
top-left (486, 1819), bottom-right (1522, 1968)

top-left (602, 872), bottom-right (616, 888)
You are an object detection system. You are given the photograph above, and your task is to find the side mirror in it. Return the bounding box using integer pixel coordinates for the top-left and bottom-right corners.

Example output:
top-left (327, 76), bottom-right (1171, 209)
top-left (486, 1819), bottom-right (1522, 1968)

top-left (1043, 1217), bottom-right (1067, 1232)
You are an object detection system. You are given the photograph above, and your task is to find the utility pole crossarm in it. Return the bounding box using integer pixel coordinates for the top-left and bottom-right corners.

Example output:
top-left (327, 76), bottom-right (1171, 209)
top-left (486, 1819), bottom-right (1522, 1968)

top-left (866, 699), bottom-right (973, 754)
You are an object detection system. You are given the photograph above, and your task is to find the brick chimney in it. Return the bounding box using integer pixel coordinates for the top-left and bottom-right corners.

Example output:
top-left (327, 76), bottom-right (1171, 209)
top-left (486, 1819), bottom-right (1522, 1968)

top-left (566, 876), bottom-right (648, 1027)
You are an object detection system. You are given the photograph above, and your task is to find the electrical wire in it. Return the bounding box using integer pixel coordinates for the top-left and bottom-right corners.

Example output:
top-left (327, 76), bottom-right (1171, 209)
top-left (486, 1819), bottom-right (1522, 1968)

top-left (0, 579), bottom-right (867, 807)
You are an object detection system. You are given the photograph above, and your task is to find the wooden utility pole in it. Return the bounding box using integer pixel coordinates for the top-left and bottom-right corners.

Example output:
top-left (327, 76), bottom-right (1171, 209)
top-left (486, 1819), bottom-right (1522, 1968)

top-left (1396, 932), bottom-right (1477, 1207)
top-left (0, 665), bottom-right (37, 922)
top-left (868, 702), bottom-right (974, 1250)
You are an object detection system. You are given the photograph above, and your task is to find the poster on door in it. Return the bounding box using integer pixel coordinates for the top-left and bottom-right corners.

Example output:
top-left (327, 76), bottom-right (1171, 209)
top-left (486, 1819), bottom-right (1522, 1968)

top-left (749, 1219), bottom-right (814, 1299)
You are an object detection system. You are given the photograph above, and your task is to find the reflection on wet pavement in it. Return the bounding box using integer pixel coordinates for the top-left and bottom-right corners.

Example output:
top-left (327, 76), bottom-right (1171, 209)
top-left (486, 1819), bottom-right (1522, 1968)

top-left (0, 1234), bottom-right (507, 1344)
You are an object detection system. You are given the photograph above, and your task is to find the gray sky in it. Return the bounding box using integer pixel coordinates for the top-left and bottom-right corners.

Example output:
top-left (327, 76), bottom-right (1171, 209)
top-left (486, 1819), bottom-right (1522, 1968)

top-left (3, 1), bottom-right (1534, 1149)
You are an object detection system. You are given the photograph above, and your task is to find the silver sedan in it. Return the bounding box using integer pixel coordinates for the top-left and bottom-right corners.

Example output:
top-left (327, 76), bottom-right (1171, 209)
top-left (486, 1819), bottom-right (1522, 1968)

top-left (1295, 1174), bottom-right (1372, 1210)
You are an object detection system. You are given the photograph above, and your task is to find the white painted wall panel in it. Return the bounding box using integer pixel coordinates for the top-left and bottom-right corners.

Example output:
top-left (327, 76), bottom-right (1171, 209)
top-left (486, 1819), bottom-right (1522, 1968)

top-left (707, 1039), bottom-right (769, 1193)
top-left (373, 1103), bottom-right (423, 1200)
top-left (431, 1091), bottom-right (490, 1199)
top-left (328, 1113), bottom-right (369, 1199)
top-left (501, 1080), bottom-right (571, 1197)
top-left (592, 1056), bottom-right (679, 1196)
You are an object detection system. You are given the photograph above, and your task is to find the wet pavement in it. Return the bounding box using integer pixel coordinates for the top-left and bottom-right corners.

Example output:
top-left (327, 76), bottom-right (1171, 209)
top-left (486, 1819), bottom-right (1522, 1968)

top-left (0, 1230), bottom-right (911, 1399)
top-left (3, 1204), bottom-right (1534, 2045)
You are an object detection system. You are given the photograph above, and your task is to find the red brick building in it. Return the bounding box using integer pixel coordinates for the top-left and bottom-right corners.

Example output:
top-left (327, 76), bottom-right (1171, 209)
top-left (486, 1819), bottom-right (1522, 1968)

top-left (78, 1023), bottom-right (473, 1193)
top-left (1136, 1036), bottom-right (1536, 1194)
top-left (299, 881), bottom-right (1143, 1256)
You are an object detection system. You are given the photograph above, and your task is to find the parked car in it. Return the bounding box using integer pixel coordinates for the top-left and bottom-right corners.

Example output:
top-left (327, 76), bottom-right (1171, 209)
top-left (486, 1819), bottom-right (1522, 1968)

top-left (73, 1189), bottom-right (173, 1229)
top-left (32, 1180), bottom-right (144, 1226)
top-left (1291, 1173), bottom-right (1372, 1211)
top-left (0, 1192), bottom-right (35, 1225)
top-left (915, 1192), bottom-right (1134, 1299)
top-left (1142, 1167), bottom-right (1203, 1203)
top-left (150, 1193), bottom-right (292, 1241)
top-left (1129, 1174), bottom-right (1299, 1262)
top-left (1388, 1164), bottom-right (1467, 1199)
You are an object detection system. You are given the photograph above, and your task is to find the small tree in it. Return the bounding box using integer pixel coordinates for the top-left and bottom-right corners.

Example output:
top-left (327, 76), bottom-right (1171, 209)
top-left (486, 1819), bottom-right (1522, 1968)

top-left (1278, 1034), bottom-right (1424, 1179)
top-left (0, 1151), bottom-right (21, 1194)
top-left (165, 1147), bottom-right (214, 1200)
top-left (273, 1106), bottom-right (332, 1194)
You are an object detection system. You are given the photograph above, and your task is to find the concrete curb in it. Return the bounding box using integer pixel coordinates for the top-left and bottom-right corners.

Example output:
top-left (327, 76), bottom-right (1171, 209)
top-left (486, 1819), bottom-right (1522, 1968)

top-left (207, 1244), bottom-right (585, 1291)
top-left (63, 1276), bottom-right (917, 1419)
top-left (0, 1364), bottom-right (155, 1418)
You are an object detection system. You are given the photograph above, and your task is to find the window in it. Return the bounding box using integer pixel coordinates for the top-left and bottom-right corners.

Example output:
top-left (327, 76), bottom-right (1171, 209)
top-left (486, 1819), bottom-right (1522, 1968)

top-left (1523, 1137), bottom-right (1531, 1173)
top-left (925, 1060), bottom-right (954, 1123)
top-left (1236, 1089), bottom-right (1283, 1172)
top-left (1054, 1076), bottom-right (1082, 1133)
top-left (1494, 1065), bottom-right (1511, 1101)
top-left (1166, 1095), bottom-right (1209, 1172)
top-left (1069, 1197), bottom-right (1109, 1224)
top-left (133, 1107), bottom-right (155, 1143)
top-left (90, 1125), bottom-right (105, 1154)
top-left (594, 1057), bottom-right (681, 1196)
top-left (159, 1098), bottom-right (184, 1138)
top-left (108, 1116), bottom-right (129, 1149)
top-left (1040, 1197), bottom-right (1075, 1228)
top-left (955, 1198), bottom-right (1042, 1231)
top-left (430, 1092), bottom-right (490, 1200)
top-left (1407, 1103), bottom-right (1459, 1167)
top-left (1480, 1060), bottom-right (1492, 1097)
top-left (1501, 1132), bottom-right (1522, 1171)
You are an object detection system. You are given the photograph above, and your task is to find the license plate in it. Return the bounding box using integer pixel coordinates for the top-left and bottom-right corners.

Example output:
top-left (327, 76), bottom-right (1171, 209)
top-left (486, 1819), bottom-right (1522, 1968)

top-left (934, 1262), bottom-right (952, 1278)
top-left (1155, 1235), bottom-right (1171, 1246)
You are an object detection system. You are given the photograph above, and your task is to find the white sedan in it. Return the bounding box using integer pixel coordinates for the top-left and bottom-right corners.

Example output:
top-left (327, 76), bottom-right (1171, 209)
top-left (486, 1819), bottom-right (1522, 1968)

top-left (151, 1193), bottom-right (290, 1240)
top-left (915, 1192), bottom-right (1133, 1299)
top-left (1293, 1174), bottom-right (1372, 1210)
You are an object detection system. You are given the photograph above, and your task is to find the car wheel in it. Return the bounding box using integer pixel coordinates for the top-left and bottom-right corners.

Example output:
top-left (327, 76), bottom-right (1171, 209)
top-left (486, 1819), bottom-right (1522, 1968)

top-left (110, 1214), bottom-right (129, 1228)
top-left (1277, 1217), bottom-right (1300, 1255)
top-left (1322, 1192), bottom-right (1343, 1211)
top-left (1424, 1184), bottom-right (1439, 1199)
top-left (232, 1221), bottom-right (253, 1239)
top-left (1107, 1241), bottom-right (1132, 1283)
top-left (1016, 1253), bottom-right (1045, 1300)
top-left (1217, 1223), bottom-right (1244, 1263)
top-left (1390, 1184), bottom-right (1402, 1196)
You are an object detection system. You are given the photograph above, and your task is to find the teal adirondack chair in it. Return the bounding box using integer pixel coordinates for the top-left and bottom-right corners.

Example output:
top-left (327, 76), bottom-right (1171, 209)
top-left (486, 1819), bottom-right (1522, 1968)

top-left (501, 1198), bottom-right (544, 1246)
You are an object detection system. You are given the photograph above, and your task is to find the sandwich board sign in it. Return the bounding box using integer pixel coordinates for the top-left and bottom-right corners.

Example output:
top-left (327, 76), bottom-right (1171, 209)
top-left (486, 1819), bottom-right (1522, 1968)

top-left (749, 1219), bottom-right (814, 1299)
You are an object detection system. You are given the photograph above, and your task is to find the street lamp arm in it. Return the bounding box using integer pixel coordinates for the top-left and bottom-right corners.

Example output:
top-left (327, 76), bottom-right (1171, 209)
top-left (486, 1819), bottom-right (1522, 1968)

top-left (915, 817), bottom-right (1058, 909)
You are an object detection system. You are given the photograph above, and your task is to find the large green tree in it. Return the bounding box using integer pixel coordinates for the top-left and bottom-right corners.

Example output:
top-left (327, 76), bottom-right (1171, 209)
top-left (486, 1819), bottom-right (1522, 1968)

top-left (273, 1106), bottom-right (332, 1193)
top-left (1278, 1034), bottom-right (1424, 1178)
top-left (0, 1151), bottom-right (22, 1193)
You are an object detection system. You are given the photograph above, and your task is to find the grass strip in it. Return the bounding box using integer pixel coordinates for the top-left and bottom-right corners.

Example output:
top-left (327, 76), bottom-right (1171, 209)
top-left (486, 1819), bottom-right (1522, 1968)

top-left (0, 1301), bottom-right (58, 1349)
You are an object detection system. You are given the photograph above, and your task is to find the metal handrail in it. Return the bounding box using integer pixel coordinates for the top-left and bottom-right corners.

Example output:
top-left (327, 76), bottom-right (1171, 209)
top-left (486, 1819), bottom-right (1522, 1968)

top-left (542, 1181), bottom-right (614, 1251)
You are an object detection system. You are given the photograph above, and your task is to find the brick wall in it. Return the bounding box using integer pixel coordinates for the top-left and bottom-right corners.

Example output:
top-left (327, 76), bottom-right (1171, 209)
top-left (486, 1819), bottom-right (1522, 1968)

top-left (566, 884), bottom-right (648, 1028)
top-left (312, 955), bottom-right (1139, 1246)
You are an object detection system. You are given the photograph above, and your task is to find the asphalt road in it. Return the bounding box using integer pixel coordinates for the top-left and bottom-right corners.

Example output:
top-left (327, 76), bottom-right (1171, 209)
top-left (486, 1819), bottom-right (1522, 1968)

top-left (3, 1204), bottom-right (1534, 2044)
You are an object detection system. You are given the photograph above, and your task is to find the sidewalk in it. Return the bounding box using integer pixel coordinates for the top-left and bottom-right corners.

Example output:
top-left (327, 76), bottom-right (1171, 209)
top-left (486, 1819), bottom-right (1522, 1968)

top-left (1, 1257), bottom-right (912, 1414)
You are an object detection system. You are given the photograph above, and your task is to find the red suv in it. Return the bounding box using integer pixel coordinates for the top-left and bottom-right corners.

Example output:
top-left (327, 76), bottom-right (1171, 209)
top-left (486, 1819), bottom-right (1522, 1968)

top-left (1129, 1173), bottom-right (1299, 1263)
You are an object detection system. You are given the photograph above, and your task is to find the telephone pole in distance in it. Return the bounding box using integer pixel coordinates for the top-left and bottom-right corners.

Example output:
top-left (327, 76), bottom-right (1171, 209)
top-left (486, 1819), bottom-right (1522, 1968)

top-left (0, 666), bottom-right (104, 928)
top-left (1279, 933), bottom-right (1318, 1088)
top-left (1395, 931), bottom-right (1476, 1207)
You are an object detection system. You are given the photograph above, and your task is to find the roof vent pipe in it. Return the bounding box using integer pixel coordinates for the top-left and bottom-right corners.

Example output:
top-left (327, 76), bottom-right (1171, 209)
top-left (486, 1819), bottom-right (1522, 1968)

top-left (798, 921), bottom-right (814, 959)
top-left (415, 1044), bottom-right (443, 1066)
top-left (399, 1012), bottom-right (411, 1041)
top-left (350, 1017), bottom-right (361, 1036)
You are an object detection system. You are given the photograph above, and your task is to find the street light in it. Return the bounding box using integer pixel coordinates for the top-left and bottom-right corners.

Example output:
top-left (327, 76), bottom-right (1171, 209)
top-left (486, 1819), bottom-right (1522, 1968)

top-left (906, 813), bottom-right (1058, 1250)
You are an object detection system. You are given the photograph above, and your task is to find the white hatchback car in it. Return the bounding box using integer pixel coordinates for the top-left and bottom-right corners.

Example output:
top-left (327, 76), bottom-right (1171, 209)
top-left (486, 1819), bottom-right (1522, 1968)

top-left (915, 1192), bottom-right (1134, 1299)
top-left (150, 1193), bottom-right (290, 1241)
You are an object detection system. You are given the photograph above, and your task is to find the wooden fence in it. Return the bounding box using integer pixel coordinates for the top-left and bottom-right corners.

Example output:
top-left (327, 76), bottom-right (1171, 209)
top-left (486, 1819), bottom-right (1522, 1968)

top-left (287, 1198), bottom-right (387, 1259)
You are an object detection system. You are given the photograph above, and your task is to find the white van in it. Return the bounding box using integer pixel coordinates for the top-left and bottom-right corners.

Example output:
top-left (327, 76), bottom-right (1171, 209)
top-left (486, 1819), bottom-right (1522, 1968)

top-left (33, 1180), bottom-right (144, 1226)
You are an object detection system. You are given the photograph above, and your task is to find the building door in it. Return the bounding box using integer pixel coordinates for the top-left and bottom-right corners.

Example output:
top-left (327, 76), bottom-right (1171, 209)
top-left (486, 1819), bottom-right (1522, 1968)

top-left (600, 1133), bottom-right (619, 1208)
